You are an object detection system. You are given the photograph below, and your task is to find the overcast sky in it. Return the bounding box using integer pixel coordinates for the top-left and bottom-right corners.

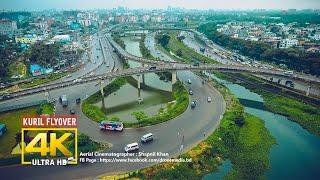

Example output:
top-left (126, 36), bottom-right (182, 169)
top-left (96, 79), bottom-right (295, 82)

top-left (1, 0), bottom-right (320, 11)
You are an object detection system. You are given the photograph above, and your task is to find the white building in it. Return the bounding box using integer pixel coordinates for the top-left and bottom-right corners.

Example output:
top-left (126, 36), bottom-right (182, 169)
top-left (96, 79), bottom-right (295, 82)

top-left (52, 35), bottom-right (71, 42)
top-left (78, 19), bottom-right (91, 27)
top-left (141, 15), bottom-right (150, 22)
top-left (0, 19), bottom-right (17, 36)
top-left (311, 32), bottom-right (320, 41)
top-left (279, 38), bottom-right (298, 48)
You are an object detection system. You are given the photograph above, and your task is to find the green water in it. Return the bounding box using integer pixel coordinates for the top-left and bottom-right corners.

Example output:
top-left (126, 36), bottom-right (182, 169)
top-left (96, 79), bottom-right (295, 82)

top-left (122, 37), bottom-right (172, 91)
top-left (95, 83), bottom-right (173, 122)
top-left (204, 74), bottom-right (320, 179)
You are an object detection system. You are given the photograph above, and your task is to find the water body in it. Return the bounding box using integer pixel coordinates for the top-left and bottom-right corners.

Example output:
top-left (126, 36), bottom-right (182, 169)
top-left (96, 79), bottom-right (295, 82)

top-left (95, 83), bottom-right (173, 122)
top-left (122, 36), bottom-right (172, 91)
top-left (204, 160), bottom-right (232, 180)
top-left (205, 74), bottom-right (320, 179)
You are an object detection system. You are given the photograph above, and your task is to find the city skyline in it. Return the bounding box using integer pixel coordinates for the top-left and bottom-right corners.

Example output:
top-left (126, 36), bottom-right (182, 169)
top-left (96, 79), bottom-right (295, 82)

top-left (1, 0), bottom-right (320, 11)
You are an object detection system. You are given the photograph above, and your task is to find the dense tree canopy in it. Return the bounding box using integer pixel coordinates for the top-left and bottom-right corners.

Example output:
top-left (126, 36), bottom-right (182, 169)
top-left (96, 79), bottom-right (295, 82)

top-left (0, 35), bottom-right (20, 81)
top-left (155, 33), bottom-right (170, 48)
top-left (26, 42), bottom-right (60, 67)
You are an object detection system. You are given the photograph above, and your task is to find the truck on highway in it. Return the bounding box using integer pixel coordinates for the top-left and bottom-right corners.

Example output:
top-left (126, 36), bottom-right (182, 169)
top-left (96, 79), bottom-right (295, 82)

top-left (61, 95), bottom-right (68, 107)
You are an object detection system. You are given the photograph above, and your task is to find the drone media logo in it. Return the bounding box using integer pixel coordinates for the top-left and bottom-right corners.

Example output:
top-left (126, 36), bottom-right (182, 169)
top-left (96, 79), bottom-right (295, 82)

top-left (21, 116), bottom-right (78, 166)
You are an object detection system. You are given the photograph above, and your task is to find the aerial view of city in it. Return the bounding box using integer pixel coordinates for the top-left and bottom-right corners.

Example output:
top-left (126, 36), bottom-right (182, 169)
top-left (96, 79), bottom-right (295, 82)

top-left (0, 0), bottom-right (319, 179)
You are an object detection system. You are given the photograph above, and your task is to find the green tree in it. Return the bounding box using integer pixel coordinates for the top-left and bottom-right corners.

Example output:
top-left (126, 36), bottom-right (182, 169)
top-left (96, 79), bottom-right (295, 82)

top-left (26, 42), bottom-right (60, 67)
top-left (131, 111), bottom-right (148, 127)
top-left (176, 49), bottom-right (183, 57)
top-left (156, 33), bottom-right (170, 48)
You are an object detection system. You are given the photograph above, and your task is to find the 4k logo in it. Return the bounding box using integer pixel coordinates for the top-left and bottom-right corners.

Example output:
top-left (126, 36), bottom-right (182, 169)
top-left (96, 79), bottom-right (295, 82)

top-left (21, 128), bottom-right (78, 165)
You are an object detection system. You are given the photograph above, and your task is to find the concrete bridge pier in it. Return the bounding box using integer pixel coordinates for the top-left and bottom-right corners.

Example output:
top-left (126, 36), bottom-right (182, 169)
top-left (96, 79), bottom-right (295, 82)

top-left (137, 75), bottom-right (143, 103)
top-left (171, 71), bottom-right (177, 92)
top-left (100, 79), bottom-right (106, 110)
top-left (142, 63), bottom-right (145, 84)
top-left (171, 70), bottom-right (177, 84)
top-left (306, 85), bottom-right (311, 96)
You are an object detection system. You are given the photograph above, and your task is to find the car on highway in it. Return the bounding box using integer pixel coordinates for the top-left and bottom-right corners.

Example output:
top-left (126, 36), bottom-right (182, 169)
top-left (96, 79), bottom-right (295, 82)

top-left (73, 78), bottom-right (82, 83)
top-left (191, 101), bottom-right (196, 109)
top-left (141, 133), bottom-right (153, 143)
top-left (187, 79), bottom-right (192, 84)
top-left (0, 93), bottom-right (11, 100)
top-left (207, 97), bottom-right (212, 102)
top-left (76, 98), bottom-right (81, 104)
top-left (61, 95), bottom-right (68, 107)
top-left (193, 62), bottom-right (200, 66)
top-left (149, 65), bottom-right (157, 70)
top-left (70, 109), bottom-right (75, 115)
top-left (189, 89), bottom-right (193, 95)
top-left (124, 142), bottom-right (139, 152)
top-left (100, 121), bottom-right (123, 131)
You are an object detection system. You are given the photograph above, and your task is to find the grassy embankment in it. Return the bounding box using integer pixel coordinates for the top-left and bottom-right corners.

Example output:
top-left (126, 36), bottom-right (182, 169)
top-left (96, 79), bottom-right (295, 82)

top-left (139, 34), bottom-right (155, 60)
top-left (216, 72), bottom-right (320, 136)
top-left (1, 71), bottom-right (68, 94)
top-left (8, 62), bottom-right (27, 78)
top-left (112, 34), bottom-right (126, 49)
top-left (156, 31), bottom-right (216, 64)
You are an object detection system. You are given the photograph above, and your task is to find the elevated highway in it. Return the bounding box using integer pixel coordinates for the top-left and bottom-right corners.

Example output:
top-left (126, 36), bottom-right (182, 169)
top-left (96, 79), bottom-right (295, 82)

top-left (1, 62), bottom-right (320, 102)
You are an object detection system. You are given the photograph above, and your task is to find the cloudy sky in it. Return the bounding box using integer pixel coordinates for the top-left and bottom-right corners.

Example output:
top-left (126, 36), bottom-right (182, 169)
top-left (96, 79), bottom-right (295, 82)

top-left (1, 0), bottom-right (319, 10)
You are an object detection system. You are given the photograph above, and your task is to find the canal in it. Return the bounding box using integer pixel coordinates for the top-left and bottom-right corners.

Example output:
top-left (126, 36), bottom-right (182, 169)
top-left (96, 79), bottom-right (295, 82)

top-left (205, 74), bottom-right (320, 179)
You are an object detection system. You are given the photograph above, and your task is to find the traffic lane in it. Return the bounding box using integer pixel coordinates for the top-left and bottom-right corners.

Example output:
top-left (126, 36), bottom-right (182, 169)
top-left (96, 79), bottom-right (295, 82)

top-left (182, 32), bottom-right (236, 65)
top-left (0, 80), bottom-right (99, 109)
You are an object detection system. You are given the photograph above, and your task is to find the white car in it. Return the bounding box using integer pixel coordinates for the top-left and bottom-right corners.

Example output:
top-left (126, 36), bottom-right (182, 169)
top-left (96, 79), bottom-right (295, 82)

top-left (187, 79), bottom-right (192, 84)
top-left (141, 133), bottom-right (153, 143)
top-left (207, 97), bottom-right (212, 102)
top-left (124, 142), bottom-right (139, 152)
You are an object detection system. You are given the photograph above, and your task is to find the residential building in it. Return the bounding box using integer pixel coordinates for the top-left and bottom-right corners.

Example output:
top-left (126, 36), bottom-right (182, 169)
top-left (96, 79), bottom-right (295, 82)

top-left (15, 35), bottom-right (40, 44)
top-left (0, 19), bottom-right (17, 36)
top-left (279, 38), bottom-right (298, 48)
